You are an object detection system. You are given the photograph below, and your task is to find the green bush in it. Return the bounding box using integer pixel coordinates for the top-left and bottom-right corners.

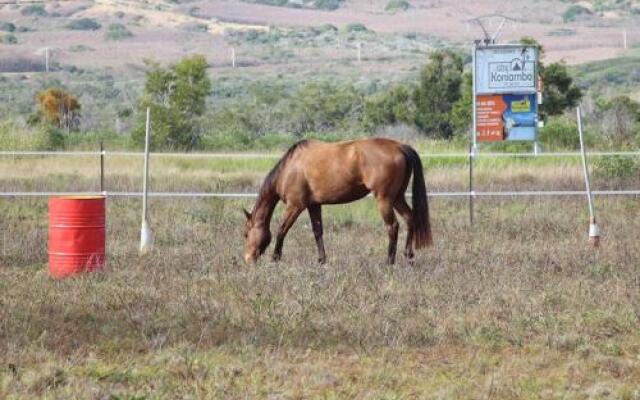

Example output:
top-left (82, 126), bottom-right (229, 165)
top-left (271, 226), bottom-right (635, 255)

top-left (66, 18), bottom-right (101, 31)
top-left (345, 23), bottom-right (368, 33)
top-left (385, 0), bottom-right (410, 12)
top-left (363, 85), bottom-right (414, 131)
top-left (21, 4), bottom-right (47, 17)
top-left (314, 0), bottom-right (344, 10)
top-left (35, 126), bottom-right (65, 150)
top-left (105, 23), bottom-right (133, 40)
top-left (563, 5), bottom-right (592, 22)
top-left (0, 34), bottom-right (18, 44)
top-left (133, 56), bottom-right (211, 150)
top-left (538, 117), bottom-right (579, 149)
top-left (593, 155), bottom-right (638, 180)
top-left (0, 22), bottom-right (16, 32)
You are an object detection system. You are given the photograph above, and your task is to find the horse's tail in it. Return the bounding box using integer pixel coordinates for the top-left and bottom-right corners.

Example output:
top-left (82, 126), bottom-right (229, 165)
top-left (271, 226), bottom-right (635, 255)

top-left (400, 145), bottom-right (432, 249)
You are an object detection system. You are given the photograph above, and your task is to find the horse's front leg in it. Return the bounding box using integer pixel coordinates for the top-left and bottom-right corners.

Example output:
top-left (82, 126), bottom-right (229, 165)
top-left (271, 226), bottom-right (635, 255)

top-left (272, 205), bottom-right (304, 262)
top-left (308, 204), bottom-right (326, 264)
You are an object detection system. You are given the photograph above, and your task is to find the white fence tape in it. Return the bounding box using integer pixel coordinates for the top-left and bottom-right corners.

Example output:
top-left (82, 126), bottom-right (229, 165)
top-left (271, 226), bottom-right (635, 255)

top-left (0, 190), bottom-right (639, 198)
top-left (1, 150), bottom-right (639, 199)
top-left (1, 150), bottom-right (640, 158)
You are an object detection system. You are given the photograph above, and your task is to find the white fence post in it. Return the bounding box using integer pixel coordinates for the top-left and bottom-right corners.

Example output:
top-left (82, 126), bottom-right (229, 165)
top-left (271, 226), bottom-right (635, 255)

top-left (577, 106), bottom-right (600, 246)
top-left (140, 107), bottom-right (153, 254)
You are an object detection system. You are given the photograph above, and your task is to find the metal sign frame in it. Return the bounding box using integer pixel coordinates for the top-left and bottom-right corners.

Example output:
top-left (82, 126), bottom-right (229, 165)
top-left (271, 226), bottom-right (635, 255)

top-left (472, 43), bottom-right (540, 151)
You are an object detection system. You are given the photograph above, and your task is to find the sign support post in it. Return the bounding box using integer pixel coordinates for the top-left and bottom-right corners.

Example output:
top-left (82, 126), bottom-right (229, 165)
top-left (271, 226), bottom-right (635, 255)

top-left (471, 42), bottom-right (478, 155)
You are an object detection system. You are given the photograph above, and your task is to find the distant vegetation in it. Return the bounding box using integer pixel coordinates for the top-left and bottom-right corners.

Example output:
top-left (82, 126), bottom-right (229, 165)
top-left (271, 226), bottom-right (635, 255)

top-left (562, 5), bottom-right (592, 21)
top-left (66, 18), bottom-right (101, 31)
top-left (20, 4), bottom-right (47, 17)
top-left (345, 23), bottom-right (369, 33)
top-left (385, 0), bottom-right (410, 12)
top-left (242, 0), bottom-right (344, 10)
top-left (0, 22), bottom-right (16, 32)
top-left (105, 23), bottom-right (133, 40)
top-left (0, 33), bottom-right (17, 44)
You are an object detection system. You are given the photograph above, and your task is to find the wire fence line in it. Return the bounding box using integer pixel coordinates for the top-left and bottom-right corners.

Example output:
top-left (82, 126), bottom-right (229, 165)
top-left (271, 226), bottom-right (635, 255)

top-left (1, 150), bottom-right (640, 199)
top-left (1, 150), bottom-right (640, 158)
top-left (1, 190), bottom-right (639, 199)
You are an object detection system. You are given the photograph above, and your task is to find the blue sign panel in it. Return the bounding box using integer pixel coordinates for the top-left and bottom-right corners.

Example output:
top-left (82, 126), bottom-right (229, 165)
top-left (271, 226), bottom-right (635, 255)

top-left (502, 94), bottom-right (538, 141)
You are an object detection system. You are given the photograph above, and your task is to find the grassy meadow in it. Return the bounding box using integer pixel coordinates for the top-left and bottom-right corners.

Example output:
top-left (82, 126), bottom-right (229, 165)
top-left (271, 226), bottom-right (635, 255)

top-left (1, 154), bottom-right (640, 398)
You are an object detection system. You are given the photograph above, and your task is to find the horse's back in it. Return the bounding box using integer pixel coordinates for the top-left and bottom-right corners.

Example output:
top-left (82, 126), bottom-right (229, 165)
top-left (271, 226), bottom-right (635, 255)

top-left (283, 138), bottom-right (408, 204)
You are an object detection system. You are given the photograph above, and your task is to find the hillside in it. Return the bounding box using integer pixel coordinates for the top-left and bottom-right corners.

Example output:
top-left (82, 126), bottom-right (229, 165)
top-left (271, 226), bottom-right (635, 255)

top-left (0, 0), bottom-right (639, 77)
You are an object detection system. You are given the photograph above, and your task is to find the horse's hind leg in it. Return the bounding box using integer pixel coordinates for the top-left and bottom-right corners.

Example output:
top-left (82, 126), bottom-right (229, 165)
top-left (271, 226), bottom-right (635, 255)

top-left (272, 204), bottom-right (304, 262)
top-left (376, 196), bottom-right (399, 265)
top-left (394, 196), bottom-right (415, 261)
top-left (308, 204), bottom-right (326, 264)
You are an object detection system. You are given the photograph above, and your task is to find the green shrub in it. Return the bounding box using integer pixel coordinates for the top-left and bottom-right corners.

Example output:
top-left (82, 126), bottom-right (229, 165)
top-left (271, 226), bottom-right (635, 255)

top-left (35, 126), bottom-right (65, 150)
top-left (133, 56), bottom-right (211, 150)
top-left (562, 5), bottom-right (592, 22)
top-left (345, 23), bottom-right (368, 33)
top-left (0, 34), bottom-right (18, 44)
top-left (69, 44), bottom-right (95, 52)
top-left (314, 0), bottom-right (343, 10)
top-left (317, 24), bottom-right (338, 33)
top-left (593, 155), bottom-right (638, 180)
top-left (0, 22), bottom-right (16, 32)
top-left (538, 117), bottom-right (579, 149)
top-left (66, 18), bottom-right (101, 31)
top-left (105, 23), bottom-right (133, 40)
top-left (385, 0), bottom-right (410, 12)
top-left (21, 4), bottom-right (47, 17)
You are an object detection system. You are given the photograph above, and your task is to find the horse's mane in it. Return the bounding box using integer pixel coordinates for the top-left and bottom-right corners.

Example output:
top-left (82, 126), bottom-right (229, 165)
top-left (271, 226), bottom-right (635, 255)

top-left (257, 139), bottom-right (309, 201)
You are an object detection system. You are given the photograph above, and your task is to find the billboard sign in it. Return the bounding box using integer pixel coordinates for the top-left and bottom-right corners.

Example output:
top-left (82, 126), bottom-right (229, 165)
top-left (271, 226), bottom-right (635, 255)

top-left (474, 45), bottom-right (539, 143)
top-left (475, 46), bottom-right (537, 94)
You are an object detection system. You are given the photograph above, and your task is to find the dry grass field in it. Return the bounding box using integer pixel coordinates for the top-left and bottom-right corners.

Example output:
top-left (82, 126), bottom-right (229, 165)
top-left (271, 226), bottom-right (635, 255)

top-left (1, 154), bottom-right (640, 398)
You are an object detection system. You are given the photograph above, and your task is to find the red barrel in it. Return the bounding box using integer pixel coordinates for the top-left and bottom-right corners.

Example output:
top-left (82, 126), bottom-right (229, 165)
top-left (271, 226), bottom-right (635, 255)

top-left (48, 196), bottom-right (106, 279)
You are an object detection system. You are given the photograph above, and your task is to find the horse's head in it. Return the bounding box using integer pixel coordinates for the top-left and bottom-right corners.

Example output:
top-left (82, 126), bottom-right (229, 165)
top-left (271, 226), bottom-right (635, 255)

top-left (242, 208), bottom-right (272, 263)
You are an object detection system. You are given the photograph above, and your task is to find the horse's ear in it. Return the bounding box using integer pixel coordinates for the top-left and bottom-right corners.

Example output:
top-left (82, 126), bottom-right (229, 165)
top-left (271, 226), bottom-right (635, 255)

top-left (242, 208), bottom-right (251, 220)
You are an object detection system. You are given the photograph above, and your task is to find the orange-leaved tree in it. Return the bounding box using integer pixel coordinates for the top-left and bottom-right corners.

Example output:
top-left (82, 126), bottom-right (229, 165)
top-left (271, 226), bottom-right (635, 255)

top-left (36, 88), bottom-right (81, 130)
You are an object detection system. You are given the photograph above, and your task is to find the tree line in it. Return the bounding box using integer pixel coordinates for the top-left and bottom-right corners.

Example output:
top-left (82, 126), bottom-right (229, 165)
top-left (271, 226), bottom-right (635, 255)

top-left (31, 38), bottom-right (640, 150)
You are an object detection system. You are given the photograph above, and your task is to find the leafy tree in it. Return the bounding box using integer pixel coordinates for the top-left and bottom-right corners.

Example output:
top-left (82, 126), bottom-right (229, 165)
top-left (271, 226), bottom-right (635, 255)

top-left (363, 84), bottom-right (414, 131)
top-left (36, 88), bottom-right (81, 131)
top-left (288, 82), bottom-right (363, 135)
top-left (450, 71), bottom-right (473, 137)
top-left (520, 37), bottom-right (582, 118)
top-left (413, 50), bottom-right (464, 138)
top-left (134, 55), bottom-right (211, 149)
top-left (562, 5), bottom-right (592, 22)
top-left (596, 96), bottom-right (640, 145)
top-left (541, 63), bottom-right (582, 117)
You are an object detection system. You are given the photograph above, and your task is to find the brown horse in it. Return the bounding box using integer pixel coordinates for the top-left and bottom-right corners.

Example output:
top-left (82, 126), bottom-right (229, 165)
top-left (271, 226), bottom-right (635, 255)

top-left (242, 138), bottom-right (432, 264)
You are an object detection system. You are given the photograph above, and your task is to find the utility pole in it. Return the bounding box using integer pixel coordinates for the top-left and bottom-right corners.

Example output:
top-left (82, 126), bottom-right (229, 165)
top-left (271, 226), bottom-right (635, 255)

top-left (45, 47), bottom-right (50, 72)
top-left (623, 29), bottom-right (628, 49)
